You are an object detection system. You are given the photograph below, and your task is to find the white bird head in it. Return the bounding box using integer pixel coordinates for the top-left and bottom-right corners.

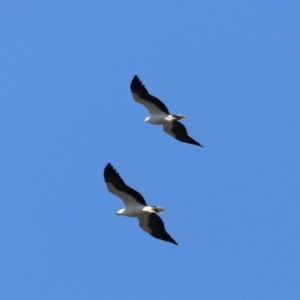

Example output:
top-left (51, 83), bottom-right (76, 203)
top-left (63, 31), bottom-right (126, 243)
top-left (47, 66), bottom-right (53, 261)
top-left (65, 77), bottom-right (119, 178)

top-left (144, 116), bottom-right (150, 123)
top-left (116, 208), bottom-right (125, 216)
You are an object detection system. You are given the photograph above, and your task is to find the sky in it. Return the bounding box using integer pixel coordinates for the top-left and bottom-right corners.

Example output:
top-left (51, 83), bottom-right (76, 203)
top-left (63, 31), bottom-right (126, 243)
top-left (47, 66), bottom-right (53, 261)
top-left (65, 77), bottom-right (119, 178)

top-left (1, 1), bottom-right (299, 299)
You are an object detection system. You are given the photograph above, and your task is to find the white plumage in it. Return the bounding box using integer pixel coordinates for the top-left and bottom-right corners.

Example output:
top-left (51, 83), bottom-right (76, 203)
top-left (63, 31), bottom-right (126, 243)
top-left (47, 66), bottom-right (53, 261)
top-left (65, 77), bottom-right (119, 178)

top-left (130, 75), bottom-right (203, 147)
top-left (104, 163), bottom-right (177, 245)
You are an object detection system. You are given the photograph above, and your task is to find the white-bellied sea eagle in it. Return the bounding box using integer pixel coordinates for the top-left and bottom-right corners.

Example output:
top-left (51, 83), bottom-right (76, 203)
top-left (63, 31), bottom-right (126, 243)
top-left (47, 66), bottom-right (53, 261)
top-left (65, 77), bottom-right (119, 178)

top-left (104, 163), bottom-right (178, 245)
top-left (130, 75), bottom-right (203, 147)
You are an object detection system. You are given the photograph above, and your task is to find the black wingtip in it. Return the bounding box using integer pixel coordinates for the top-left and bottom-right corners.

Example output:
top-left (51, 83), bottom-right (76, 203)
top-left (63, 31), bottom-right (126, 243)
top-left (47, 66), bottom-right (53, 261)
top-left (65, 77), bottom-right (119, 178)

top-left (130, 75), bottom-right (149, 95)
top-left (167, 234), bottom-right (178, 245)
top-left (104, 162), bottom-right (112, 172)
top-left (151, 233), bottom-right (178, 245)
top-left (187, 137), bottom-right (203, 147)
top-left (130, 75), bottom-right (141, 89)
top-left (104, 163), bottom-right (112, 179)
top-left (189, 140), bottom-right (203, 147)
top-left (176, 136), bottom-right (203, 147)
top-left (162, 235), bottom-right (178, 245)
top-left (104, 163), bottom-right (120, 182)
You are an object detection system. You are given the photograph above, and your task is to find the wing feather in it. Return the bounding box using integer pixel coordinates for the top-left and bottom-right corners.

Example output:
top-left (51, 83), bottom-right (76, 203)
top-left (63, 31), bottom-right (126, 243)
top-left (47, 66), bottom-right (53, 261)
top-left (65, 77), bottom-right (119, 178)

top-left (130, 75), bottom-right (170, 115)
top-left (104, 163), bottom-right (147, 206)
top-left (163, 121), bottom-right (203, 147)
top-left (138, 214), bottom-right (177, 245)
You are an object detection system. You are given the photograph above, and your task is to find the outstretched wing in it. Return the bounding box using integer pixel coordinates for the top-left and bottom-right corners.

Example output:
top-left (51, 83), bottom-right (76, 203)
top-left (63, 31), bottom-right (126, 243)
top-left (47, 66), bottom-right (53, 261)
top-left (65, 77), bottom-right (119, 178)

top-left (138, 214), bottom-right (178, 245)
top-left (104, 163), bottom-right (147, 206)
top-left (130, 75), bottom-right (170, 115)
top-left (163, 120), bottom-right (203, 147)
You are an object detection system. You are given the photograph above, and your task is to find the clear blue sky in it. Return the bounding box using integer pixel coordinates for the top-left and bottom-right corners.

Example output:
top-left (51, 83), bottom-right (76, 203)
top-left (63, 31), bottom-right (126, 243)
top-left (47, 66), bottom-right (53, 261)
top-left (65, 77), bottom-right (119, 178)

top-left (1, 1), bottom-right (299, 299)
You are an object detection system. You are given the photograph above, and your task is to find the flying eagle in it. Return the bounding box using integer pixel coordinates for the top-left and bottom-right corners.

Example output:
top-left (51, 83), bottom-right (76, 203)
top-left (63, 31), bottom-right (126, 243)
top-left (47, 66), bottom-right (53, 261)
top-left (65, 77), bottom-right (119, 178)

top-left (104, 163), bottom-right (178, 245)
top-left (130, 75), bottom-right (203, 147)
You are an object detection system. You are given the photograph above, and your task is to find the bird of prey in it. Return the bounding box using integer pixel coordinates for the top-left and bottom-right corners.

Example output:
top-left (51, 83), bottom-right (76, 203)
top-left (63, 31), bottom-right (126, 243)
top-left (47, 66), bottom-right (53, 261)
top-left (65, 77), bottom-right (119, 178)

top-left (104, 163), bottom-right (178, 245)
top-left (130, 75), bottom-right (203, 147)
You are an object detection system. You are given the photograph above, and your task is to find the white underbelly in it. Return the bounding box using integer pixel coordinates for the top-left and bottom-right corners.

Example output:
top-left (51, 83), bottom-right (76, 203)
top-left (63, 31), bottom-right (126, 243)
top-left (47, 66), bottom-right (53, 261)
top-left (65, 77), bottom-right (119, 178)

top-left (148, 114), bottom-right (168, 125)
top-left (124, 205), bottom-right (147, 217)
